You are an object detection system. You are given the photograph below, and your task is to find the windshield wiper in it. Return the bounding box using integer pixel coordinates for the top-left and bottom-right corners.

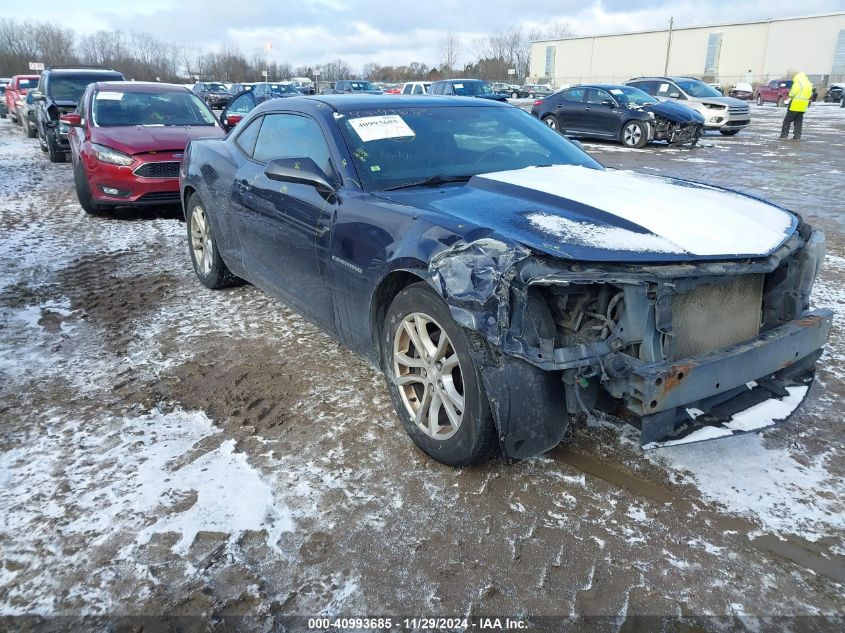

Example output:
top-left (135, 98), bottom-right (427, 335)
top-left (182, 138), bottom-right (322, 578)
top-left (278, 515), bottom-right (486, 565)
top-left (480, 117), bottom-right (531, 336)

top-left (381, 174), bottom-right (473, 191)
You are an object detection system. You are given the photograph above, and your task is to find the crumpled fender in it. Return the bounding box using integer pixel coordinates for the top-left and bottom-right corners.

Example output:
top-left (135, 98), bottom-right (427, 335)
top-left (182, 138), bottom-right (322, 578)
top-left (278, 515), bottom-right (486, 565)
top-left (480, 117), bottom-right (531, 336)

top-left (428, 238), bottom-right (530, 344)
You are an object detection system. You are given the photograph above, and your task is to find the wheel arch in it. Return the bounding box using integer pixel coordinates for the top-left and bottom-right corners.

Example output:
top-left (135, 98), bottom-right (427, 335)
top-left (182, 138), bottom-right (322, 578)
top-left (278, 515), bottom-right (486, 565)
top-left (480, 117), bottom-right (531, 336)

top-left (369, 268), bottom-right (433, 366)
top-left (182, 185), bottom-right (197, 220)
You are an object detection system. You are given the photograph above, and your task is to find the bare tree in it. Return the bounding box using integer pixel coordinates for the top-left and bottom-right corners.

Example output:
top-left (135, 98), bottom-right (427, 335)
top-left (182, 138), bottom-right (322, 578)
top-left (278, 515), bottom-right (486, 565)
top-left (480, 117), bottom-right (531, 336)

top-left (438, 30), bottom-right (461, 74)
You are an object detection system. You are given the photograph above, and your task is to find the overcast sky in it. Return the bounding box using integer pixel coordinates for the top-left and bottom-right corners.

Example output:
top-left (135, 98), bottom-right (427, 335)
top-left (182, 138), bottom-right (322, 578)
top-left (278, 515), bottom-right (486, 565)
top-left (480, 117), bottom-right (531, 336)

top-left (6, 0), bottom-right (843, 68)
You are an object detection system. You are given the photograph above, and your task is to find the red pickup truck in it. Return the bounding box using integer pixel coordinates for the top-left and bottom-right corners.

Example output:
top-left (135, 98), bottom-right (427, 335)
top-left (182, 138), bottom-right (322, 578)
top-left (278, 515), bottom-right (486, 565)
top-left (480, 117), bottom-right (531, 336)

top-left (754, 79), bottom-right (792, 106)
top-left (5, 74), bottom-right (40, 123)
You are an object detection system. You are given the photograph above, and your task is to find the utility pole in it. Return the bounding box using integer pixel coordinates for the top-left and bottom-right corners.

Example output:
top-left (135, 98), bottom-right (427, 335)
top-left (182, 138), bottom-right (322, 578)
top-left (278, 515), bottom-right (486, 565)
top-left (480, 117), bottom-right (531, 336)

top-left (664, 17), bottom-right (674, 75)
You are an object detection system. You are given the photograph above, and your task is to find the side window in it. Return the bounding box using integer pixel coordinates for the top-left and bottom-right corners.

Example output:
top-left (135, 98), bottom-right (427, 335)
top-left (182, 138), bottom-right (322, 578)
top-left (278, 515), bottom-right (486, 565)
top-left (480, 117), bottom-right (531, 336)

top-left (656, 82), bottom-right (675, 97)
top-left (235, 116), bottom-right (262, 156)
top-left (585, 88), bottom-right (612, 105)
top-left (228, 93), bottom-right (254, 114)
top-left (252, 113), bottom-right (334, 177)
top-left (412, 84), bottom-right (423, 95)
top-left (444, 84), bottom-right (454, 95)
top-left (402, 83), bottom-right (413, 94)
top-left (561, 87), bottom-right (585, 102)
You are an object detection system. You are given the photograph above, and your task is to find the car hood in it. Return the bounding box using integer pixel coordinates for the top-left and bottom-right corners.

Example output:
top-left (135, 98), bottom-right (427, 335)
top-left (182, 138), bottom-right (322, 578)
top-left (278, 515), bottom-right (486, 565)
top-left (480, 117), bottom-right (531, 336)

top-left (374, 165), bottom-right (796, 262)
top-left (92, 125), bottom-right (225, 155)
top-left (639, 100), bottom-right (704, 123)
top-left (689, 95), bottom-right (748, 107)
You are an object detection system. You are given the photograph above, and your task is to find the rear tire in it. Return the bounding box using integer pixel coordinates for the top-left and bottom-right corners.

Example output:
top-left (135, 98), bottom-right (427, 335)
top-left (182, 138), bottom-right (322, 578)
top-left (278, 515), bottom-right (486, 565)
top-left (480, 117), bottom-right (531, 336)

top-left (777, 96), bottom-right (784, 107)
top-left (25, 117), bottom-right (36, 138)
top-left (542, 115), bottom-right (559, 131)
top-left (382, 282), bottom-right (498, 466)
top-left (621, 120), bottom-right (648, 148)
top-left (74, 162), bottom-right (102, 215)
top-left (186, 193), bottom-right (242, 290)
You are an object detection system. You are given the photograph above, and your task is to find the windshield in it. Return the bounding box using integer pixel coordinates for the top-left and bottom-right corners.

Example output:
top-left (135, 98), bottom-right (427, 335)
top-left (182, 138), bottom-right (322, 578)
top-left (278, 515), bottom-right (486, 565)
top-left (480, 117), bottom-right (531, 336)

top-left (349, 81), bottom-right (379, 91)
top-left (337, 105), bottom-right (601, 191)
top-left (19, 78), bottom-right (38, 89)
top-left (50, 75), bottom-right (121, 101)
top-left (608, 85), bottom-right (658, 106)
top-left (93, 89), bottom-right (217, 127)
top-left (268, 83), bottom-right (300, 95)
top-left (206, 83), bottom-right (226, 92)
top-left (676, 79), bottom-right (723, 98)
top-left (452, 81), bottom-right (493, 96)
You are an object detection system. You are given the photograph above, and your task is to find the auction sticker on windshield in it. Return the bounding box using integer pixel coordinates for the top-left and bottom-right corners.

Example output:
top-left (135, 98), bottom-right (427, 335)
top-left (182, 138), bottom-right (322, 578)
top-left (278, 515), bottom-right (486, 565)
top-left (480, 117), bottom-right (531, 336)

top-left (349, 115), bottom-right (415, 142)
top-left (96, 92), bottom-right (124, 100)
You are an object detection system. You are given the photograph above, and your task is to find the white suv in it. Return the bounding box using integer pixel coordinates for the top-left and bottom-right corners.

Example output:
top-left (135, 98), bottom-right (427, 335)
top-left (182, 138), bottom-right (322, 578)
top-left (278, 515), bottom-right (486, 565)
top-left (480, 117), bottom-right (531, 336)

top-left (625, 76), bottom-right (750, 136)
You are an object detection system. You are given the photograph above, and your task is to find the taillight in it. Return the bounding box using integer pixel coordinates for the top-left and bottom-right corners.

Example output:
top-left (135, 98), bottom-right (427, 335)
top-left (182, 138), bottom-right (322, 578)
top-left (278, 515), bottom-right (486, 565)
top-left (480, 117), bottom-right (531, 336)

top-left (534, 99), bottom-right (544, 106)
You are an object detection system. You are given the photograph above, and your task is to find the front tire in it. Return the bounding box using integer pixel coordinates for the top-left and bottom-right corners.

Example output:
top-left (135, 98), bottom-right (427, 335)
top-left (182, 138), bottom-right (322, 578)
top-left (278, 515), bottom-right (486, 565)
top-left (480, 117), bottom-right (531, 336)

top-left (186, 193), bottom-right (242, 289)
top-left (621, 120), bottom-right (648, 148)
top-left (542, 115), bottom-right (559, 131)
top-left (719, 129), bottom-right (740, 136)
top-left (777, 96), bottom-right (784, 107)
top-left (382, 282), bottom-right (497, 466)
top-left (25, 116), bottom-right (36, 138)
top-left (512, 91), bottom-right (519, 99)
top-left (756, 94), bottom-right (763, 106)
top-left (74, 162), bottom-right (102, 215)
top-left (46, 129), bottom-right (66, 163)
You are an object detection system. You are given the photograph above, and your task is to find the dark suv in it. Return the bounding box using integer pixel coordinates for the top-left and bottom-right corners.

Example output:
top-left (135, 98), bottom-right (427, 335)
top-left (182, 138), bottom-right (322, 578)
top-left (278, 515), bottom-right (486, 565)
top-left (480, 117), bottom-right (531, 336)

top-left (32, 66), bottom-right (125, 162)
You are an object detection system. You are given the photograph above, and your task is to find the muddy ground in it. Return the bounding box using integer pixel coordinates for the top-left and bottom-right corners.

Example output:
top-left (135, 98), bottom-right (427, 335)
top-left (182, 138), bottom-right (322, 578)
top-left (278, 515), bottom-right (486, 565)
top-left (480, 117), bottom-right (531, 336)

top-left (0, 104), bottom-right (843, 632)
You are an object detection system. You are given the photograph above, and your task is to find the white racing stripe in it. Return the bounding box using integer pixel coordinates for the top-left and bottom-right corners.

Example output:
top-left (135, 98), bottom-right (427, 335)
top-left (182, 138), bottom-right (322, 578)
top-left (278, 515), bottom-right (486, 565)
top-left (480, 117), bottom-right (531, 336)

top-left (478, 165), bottom-right (794, 256)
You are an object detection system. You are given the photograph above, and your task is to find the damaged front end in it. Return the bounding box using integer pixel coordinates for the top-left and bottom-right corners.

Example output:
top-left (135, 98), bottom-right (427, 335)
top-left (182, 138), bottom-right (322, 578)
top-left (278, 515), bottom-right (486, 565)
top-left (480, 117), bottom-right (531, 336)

top-left (430, 227), bottom-right (832, 456)
top-left (651, 117), bottom-right (701, 146)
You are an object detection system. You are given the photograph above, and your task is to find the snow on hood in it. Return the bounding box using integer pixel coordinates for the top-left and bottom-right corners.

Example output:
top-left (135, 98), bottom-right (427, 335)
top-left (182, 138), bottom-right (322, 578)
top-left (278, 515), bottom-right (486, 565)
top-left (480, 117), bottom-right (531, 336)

top-left (475, 165), bottom-right (795, 257)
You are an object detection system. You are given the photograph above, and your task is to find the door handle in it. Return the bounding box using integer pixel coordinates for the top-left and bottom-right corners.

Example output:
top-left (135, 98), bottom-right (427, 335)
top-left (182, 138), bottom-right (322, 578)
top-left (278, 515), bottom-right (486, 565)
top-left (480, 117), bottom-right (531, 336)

top-left (584, 107), bottom-right (592, 111)
top-left (238, 179), bottom-right (252, 192)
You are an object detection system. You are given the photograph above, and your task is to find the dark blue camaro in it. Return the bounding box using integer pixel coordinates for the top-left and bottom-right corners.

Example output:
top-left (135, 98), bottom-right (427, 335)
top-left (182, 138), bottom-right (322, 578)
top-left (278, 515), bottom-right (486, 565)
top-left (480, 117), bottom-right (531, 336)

top-left (180, 95), bottom-right (830, 465)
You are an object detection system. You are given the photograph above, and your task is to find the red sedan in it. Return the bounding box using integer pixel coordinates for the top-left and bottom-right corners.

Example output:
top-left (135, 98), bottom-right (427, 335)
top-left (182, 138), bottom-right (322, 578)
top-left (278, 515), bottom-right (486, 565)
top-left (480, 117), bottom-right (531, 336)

top-left (62, 82), bottom-right (225, 214)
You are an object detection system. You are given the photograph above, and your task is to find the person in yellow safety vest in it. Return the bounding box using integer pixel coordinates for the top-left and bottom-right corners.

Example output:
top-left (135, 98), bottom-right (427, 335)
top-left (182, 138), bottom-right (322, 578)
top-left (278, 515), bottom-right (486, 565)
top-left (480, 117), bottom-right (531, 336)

top-left (780, 71), bottom-right (813, 141)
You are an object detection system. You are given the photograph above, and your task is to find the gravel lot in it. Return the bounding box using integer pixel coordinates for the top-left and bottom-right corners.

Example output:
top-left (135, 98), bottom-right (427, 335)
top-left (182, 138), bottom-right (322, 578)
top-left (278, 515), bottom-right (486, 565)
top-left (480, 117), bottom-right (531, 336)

top-left (1, 103), bottom-right (843, 632)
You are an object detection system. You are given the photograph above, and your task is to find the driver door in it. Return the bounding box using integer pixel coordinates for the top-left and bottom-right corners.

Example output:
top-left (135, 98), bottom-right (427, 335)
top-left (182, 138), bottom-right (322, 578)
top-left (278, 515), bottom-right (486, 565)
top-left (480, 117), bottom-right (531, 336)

top-left (232, 112), bottom-right (337, 328)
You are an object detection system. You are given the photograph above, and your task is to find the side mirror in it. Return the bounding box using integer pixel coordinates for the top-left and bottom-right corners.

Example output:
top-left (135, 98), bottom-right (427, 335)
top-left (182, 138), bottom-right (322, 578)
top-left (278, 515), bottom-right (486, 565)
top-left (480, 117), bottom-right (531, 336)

top-left (668, 92), bottom-right (681, 99)
top-left (31, 90), bottom-right (45, 101)
top-left (600, 98), bottom-right (615, 108)
top-left (264, 158), bottom-right (336, 195)
top-left (60, 113), bottom-right (82, 127)
top-left (222, 113), bottom-right (242, 132)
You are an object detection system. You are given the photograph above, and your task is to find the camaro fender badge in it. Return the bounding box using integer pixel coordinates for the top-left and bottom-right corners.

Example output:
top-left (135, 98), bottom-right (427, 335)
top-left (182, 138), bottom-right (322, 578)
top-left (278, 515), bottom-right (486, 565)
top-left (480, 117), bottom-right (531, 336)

top-left (331, 255), bottom-right (362, 274)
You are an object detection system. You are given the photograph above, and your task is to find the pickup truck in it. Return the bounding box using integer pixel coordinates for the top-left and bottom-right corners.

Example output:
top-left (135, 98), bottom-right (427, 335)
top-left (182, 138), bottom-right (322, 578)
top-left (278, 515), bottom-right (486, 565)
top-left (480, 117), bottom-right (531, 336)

top-left (754, 79), bottom-right (792, 106)
top-left (5, 74), bottom-right (40, 123)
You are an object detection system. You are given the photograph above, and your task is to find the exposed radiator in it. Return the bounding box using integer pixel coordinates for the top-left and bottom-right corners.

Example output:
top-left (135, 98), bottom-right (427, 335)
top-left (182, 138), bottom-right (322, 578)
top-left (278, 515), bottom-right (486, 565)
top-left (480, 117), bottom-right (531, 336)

top-left (670, 275), bottom-right (764, 360)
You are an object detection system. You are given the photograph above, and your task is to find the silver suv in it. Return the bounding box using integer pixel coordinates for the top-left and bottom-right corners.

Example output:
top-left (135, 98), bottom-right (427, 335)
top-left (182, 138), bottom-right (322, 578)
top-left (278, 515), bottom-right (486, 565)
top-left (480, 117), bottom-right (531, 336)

top-left (625, 76), bottom-right (750, 136)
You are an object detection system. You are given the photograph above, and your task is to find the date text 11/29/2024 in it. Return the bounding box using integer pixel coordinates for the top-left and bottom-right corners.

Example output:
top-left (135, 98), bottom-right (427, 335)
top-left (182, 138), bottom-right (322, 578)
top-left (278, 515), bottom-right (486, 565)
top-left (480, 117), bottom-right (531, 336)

top-left (308, 617), bottom-right (528, 630)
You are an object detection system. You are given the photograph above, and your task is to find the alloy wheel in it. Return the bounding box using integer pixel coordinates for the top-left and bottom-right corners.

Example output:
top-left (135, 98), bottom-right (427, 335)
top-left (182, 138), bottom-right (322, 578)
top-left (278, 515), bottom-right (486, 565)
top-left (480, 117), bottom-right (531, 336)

top-left (393, 312), bottom-right (465, 440)
top-left (623, 123), bottom-right (642, 146)
top-left (190, 204), bottom-right (213, 275)
top-left (543, 116), bottom-right (558, 130)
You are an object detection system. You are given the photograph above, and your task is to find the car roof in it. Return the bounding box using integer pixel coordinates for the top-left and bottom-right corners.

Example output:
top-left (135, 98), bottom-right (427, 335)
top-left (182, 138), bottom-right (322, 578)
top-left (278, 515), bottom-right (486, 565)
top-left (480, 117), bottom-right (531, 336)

top-left (93, 81), bottom-right (191, 93)
top-left (439, 78), bottom-right (484, 83)
top-left (47, 68), bottom-right (122, 75)
top-left (257, 94), bottom-right (509, 113)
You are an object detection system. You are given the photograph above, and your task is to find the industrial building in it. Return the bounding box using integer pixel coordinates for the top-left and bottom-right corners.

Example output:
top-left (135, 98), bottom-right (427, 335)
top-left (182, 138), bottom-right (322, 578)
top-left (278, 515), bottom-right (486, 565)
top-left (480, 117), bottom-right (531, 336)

top-left (530, 12), bottom-right (845, 90)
